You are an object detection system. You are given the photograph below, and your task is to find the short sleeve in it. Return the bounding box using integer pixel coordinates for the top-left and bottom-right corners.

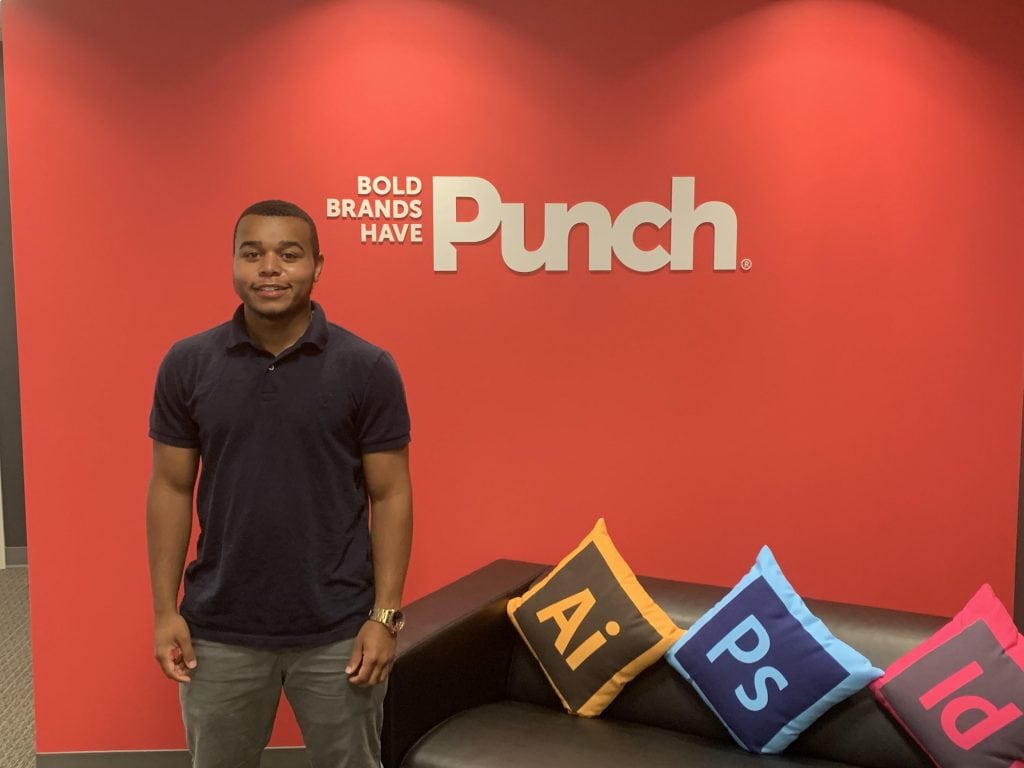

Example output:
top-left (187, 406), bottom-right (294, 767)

top-left (357, 351), bottom-right (411, 453)
top-left (149, 345), bottom-right (200, 449)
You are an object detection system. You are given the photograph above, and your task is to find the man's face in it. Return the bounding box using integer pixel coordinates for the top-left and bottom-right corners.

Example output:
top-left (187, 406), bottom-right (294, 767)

top-left (233, 214), bottom-right (323, 320)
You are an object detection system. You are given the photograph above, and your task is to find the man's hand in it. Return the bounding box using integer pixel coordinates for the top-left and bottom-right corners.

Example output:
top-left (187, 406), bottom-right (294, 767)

top-left (154, 612), bottom-right (196, 683)
top-left (345, 620), bottom-right (397, 687)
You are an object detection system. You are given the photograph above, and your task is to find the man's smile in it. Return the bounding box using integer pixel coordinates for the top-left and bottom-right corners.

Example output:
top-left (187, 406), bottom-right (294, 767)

top-left (254, 284), bottom-right (288, 298)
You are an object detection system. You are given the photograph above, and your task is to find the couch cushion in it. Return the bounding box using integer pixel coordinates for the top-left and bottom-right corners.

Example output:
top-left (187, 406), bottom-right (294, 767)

top-left (870, 584), bottom-right (1024, 768)
top-left (506, 518), bottom-right (682, 716)
top-left (401, 701), bottom-right (866, 768)
top-left (664, 546), bottom-right (883, 754)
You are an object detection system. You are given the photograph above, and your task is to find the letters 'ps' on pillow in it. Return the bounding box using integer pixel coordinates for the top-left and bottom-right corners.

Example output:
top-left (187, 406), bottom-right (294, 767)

top-left (870, 584), bottom-right (1024, 768)
top-left (506, 518), bottom-right (683, 717)
top-left (664, 545), bottom-right (883, 754)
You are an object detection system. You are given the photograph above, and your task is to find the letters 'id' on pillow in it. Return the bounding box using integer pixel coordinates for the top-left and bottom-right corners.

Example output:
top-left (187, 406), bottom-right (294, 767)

top-left (870, 584), bottom-right (1024, 768)
top-left (664, 545), bottom-right (883, 754)
top-left (506, 518), bottom-right (683, 717)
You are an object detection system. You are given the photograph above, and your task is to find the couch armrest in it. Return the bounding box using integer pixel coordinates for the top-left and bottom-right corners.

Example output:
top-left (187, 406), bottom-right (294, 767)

top-left (381, 559), bottom-right (549, 768)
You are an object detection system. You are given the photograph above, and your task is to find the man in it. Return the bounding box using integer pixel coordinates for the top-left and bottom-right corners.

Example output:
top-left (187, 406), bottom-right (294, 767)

top-left (146, 199), bottom-right (412, 768)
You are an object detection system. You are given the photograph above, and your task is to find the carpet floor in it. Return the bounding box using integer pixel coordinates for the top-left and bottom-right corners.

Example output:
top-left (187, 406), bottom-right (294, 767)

top-left (0, 565), bottom-right (35, 768)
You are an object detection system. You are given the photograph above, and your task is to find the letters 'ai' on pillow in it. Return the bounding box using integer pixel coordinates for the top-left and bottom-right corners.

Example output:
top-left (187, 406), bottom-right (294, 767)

top-left (506, 518), bottom-right (683, 717)
top-left (870, 584), bottom-right (1024, 768)
top-left (664, 545), bottom-right (883, 754)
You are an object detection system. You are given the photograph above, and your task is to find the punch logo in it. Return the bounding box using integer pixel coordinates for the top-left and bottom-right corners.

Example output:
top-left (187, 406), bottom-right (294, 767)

top-left (433, 176), bottom-right (738, 273)
top-left (326, 176), bottom-right (741, 274)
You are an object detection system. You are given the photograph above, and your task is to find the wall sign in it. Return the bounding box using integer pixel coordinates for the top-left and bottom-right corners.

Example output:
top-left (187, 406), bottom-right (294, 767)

top-left (327, 176), bottom-right (740, 273)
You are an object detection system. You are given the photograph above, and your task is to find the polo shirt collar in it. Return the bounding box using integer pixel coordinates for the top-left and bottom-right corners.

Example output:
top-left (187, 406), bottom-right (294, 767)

top-left (226, 301), bottom-right (329, 352)
top-left (306, 302), bottom-right (329, 349)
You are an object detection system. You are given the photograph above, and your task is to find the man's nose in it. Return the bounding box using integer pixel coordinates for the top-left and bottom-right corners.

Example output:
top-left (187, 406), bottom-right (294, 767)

top-left (258, 253), bottom-right (282, 275)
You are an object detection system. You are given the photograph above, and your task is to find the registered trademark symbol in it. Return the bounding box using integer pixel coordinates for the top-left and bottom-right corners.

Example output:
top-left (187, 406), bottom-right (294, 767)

top-left (740, 259), bottom-right (752, 271)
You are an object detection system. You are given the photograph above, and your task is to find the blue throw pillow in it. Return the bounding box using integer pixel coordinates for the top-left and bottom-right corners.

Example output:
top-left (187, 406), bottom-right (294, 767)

top-left (664, 546), bottom-right (883, 754)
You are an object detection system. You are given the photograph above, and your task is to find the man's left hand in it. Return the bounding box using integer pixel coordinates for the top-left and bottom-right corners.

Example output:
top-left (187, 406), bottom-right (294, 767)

top-left (346, 620), bottom-right (397, 686)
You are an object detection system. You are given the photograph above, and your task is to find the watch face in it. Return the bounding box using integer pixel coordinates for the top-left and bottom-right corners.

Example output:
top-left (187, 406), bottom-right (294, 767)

top-left (371, 608), bottom-right (405, 633)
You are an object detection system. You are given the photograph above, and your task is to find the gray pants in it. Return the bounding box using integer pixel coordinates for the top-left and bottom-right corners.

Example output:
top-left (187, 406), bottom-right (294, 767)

top-left (180, 638), bottom-right (386, 768)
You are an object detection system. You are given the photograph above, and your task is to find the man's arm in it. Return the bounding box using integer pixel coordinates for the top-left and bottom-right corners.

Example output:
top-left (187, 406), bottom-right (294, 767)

top-left (346, 445), bottom-right (413, 687)
top-left (146, 441), bottom-right (200, 683)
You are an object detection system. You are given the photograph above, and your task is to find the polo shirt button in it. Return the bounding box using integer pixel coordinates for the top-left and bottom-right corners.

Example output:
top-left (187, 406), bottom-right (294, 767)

top-left (268, 365), bottom-right (275, 372)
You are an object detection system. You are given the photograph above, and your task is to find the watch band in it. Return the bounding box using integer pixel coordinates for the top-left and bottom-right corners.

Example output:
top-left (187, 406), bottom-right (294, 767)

top-left (368, 607), bottom-right (405, 635)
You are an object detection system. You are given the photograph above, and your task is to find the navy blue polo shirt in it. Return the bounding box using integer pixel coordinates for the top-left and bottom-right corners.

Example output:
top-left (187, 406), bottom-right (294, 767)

top-left (149, 302), bottom-right (410, 648)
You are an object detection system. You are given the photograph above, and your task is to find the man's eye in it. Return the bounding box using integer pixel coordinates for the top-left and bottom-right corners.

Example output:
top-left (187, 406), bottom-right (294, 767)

top-left (242, 252), bottom-right (259, 260)
top-left (282, 253), bottom-right (300, 261)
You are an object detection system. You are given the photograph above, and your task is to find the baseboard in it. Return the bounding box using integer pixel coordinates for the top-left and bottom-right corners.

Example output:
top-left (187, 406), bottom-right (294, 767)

top-left (35, 747), bottom-right (306, 767)
top-left (4, 545), bottom-right (27, 566)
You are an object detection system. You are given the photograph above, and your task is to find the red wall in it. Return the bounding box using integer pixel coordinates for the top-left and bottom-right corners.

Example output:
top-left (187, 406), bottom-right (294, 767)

top-left (5, 0), bottom-right (1024, 754)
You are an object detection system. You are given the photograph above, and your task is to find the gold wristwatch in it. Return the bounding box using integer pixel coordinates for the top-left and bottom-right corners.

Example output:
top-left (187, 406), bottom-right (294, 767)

top-left (368, 608), bottom-right (406, 636)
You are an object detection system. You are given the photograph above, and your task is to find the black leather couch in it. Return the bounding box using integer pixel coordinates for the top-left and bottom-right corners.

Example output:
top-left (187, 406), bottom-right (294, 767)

top-left (382, 559), bottom-right (944, 768)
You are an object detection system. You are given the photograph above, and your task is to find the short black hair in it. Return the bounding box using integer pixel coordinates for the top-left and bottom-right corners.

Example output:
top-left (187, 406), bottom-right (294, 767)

top-left (233, 199), bottom-right (320, 257)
